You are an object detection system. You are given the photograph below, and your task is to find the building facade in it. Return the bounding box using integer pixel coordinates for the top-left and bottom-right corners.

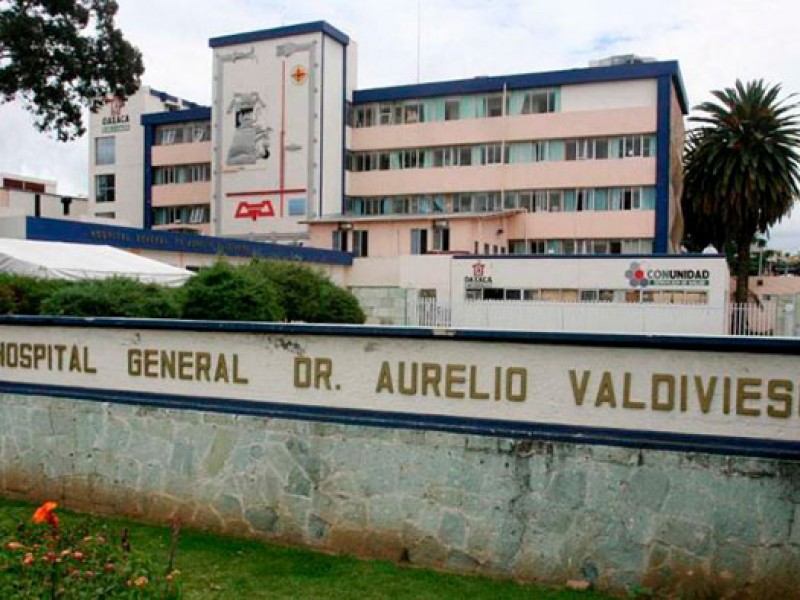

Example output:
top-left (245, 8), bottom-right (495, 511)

top-left (311, 59), bottom-right (686, 258)
top-left (102, 21), bottom-right (686, 260)
top-left (88, 86), bottom-right (201, 228)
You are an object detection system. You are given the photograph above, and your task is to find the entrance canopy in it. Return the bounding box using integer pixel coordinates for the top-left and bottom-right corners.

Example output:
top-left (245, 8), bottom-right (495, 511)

top-left (0, 239), bottom-right (193, 286)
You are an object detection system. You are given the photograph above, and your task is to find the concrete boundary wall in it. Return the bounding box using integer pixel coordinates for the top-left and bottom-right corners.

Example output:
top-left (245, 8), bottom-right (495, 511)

top-left (0, 318), bottom-right (799, 593)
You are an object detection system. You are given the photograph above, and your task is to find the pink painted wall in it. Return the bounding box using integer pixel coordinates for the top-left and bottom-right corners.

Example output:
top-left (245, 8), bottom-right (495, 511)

top-left (152, 142), bottom-right (212, 167)
top-left (152, 182), bottom-right (212, 207)
top-left (506, 210), bottom-right (655, 240)
top-left (350, 108), bottom-right (656, 151)
top-left (348, 158), bottom-right (656, 196)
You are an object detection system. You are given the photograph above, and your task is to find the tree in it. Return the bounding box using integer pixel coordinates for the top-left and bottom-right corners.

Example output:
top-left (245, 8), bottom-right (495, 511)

top-left (682, 80), bottom-right (800, 302)
top-left (0, 0), bottom-right (144, 140)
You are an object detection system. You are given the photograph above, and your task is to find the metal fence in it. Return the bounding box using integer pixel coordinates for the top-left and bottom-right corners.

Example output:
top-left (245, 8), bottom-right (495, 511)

top-left (408, 297), bottom-right (789, 337)
top-left (407, 297), bottom-right (451, 327)
top-left (727, 301), bottom-right (780, 336)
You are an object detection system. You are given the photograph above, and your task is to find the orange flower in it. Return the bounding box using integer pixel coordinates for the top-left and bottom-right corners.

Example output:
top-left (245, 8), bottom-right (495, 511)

top-left (5, 541), bottom-right (24, 551)
top-left (32, 501), bottom-right (59, 529)
top-left (22, 552), bottom-right (34, 567)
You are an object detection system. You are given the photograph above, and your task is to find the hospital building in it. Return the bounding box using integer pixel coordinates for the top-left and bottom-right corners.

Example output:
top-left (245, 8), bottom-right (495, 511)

top-left (84, 20), bottom-right (687, 260)
top-left (20, 20), bottom-right (728, 334)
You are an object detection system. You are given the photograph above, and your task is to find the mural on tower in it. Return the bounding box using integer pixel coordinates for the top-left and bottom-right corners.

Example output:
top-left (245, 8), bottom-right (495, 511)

top-left (212, 34), bottom-right (320, 240)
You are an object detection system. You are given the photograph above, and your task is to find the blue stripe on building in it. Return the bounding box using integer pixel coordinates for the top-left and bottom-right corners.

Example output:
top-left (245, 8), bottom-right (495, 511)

top-left (25, 218), bottom-right (353, 265)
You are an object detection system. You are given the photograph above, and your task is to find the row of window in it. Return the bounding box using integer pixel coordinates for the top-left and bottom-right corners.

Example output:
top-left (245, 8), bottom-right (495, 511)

top-left (351, 87), bottom-right (559, 128)
top-left (348, 134), bottom-right (656, 172)
top-left (152, 205), bottom-right (210, 226)
top-left (154, 121), bottom-right (211, 146)
top-left (345, 186), bottom-right (656, 217)
top-left (466, 288), bottom-right (708, 305)
top-left (153, 163), bottom-right (211, 186)
top-left (509, 238), bottom-right (653, 255)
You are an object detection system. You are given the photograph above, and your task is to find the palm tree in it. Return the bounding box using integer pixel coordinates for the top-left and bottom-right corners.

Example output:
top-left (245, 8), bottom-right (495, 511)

top-left (682, 80), bottom-right (800, 302)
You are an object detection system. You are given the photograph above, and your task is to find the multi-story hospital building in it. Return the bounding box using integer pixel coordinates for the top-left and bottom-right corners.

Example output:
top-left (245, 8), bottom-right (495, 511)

top-left (86, 20), bottom-right (687, 259)
top-left (67, 20), bottom-right (729, 333)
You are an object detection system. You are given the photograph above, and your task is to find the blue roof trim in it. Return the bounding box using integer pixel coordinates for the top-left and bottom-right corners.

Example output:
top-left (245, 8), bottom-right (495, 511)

top-left (1, 315), bottom-right (799, 355)
top-left (1, 380), bottom-right (797, 461)
top-left (148, 88), bottom-right (201, 110)
top-left (209, 20), bottom-right (349, 48)
top-left (353, 60), bottom-right (689, 113)
top-left (24, 218), bottom-right (352, 266)
top-left (452, 253), bottom-right (725, 260)
top-left (141, 106), bottom-right (212, 126)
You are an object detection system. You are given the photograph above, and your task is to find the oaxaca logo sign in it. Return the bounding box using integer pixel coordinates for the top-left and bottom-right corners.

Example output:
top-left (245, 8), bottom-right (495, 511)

top-left (101, 96), bottom-right (130, 134)
top-left (625, 261), bottom-right (711, 289)
top-left (0, 322), bottom-right (798, 458)
top-left (464, 261), bottom-right (493, 290)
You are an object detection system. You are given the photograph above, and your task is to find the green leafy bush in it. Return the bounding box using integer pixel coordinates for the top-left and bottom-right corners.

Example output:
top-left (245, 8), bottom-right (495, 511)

top-left (245, 260), bottom-right (365, 324)
top-left (40, 278), bottom-right (180, 318)
top-left (179, 262), bottom-right (284, 322)
top-left (0, 501), bottom-right (181, 599)
top-left (0, 274), bottom-right (71, 315)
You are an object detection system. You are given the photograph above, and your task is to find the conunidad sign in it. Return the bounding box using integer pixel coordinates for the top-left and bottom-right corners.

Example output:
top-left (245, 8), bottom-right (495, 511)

top-left (625, 261), bottom-right (711, 288)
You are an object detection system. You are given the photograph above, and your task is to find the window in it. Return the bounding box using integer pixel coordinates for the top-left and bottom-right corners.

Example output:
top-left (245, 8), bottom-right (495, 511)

top-left (404, 103), bottom-right (423, 124)
top-left (432, 225), bottom-right (450, 252)
top-left (566, 138), bottom-right (594, 161)
top-left (410, 228), bottom-right (428, 254)
top-left (353, 230), bottom-right (369, 257)
top-left (287, 198), bottom-right (306, 216)
top-left (521, 89), bottom-right (556, 114)
top-left (486, 95), bottom-right (503, 117)
top-left (444, 100), bottom-right (460, 121)
top-left (481, 144), bottom-right (504, 165)
top-left (355, 106), bottom-right (375, 127)
top-left (95, 174), bottom-right (115, 203)
top-left (509, 240), bottom-right (527, 254)
top-left (95, 137), bottom-right (115, 165)
top-left (332, 230), bottom-right (348, 252)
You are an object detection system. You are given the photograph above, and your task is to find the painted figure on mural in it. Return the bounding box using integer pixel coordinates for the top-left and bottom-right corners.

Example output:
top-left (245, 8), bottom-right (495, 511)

top-left (226, 92), bottom-right (272, 165)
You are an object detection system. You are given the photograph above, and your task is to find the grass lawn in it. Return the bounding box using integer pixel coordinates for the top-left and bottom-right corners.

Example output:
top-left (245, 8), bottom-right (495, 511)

top-left (0, 497), bottom-right (614, 599)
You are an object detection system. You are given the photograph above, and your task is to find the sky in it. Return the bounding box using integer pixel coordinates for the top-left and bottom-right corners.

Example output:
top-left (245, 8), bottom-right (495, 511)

top-left (1, 0), bottom-right (800, 248)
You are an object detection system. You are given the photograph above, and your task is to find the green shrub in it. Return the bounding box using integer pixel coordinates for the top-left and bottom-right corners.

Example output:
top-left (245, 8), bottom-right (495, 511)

top-left (179, 262), bottom-right (284, 322)
top-left (0, 501), bottom-right (181, 599)
top-left (0, 274), bottom-right (71, 315)
top-left (245, 260), bottom-right (365, 324)
top-left (40, 278), bottom-right (180, 318)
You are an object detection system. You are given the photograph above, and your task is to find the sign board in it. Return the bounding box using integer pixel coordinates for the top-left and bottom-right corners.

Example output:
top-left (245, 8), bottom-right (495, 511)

top-left (0, 321), bottom-right (797, 458)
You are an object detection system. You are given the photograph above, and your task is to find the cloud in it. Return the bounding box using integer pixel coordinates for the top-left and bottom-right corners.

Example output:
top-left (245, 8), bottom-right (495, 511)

top-left (2, 0), bottom-right (800, 246)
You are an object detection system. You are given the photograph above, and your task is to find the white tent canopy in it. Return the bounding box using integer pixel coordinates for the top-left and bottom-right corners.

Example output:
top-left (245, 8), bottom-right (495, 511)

top-left (0, 239), bottom-right (193, 286)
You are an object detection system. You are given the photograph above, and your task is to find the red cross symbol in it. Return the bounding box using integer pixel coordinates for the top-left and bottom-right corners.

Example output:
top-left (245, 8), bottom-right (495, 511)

top-left (235, 200), bottom-right (276, 221)
top-left (290, 64), bottom-right (308, 85)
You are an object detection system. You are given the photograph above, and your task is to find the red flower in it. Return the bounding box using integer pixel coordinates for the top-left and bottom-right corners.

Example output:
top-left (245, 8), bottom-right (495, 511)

top-left (32, 501), bottom-right (59, 529)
